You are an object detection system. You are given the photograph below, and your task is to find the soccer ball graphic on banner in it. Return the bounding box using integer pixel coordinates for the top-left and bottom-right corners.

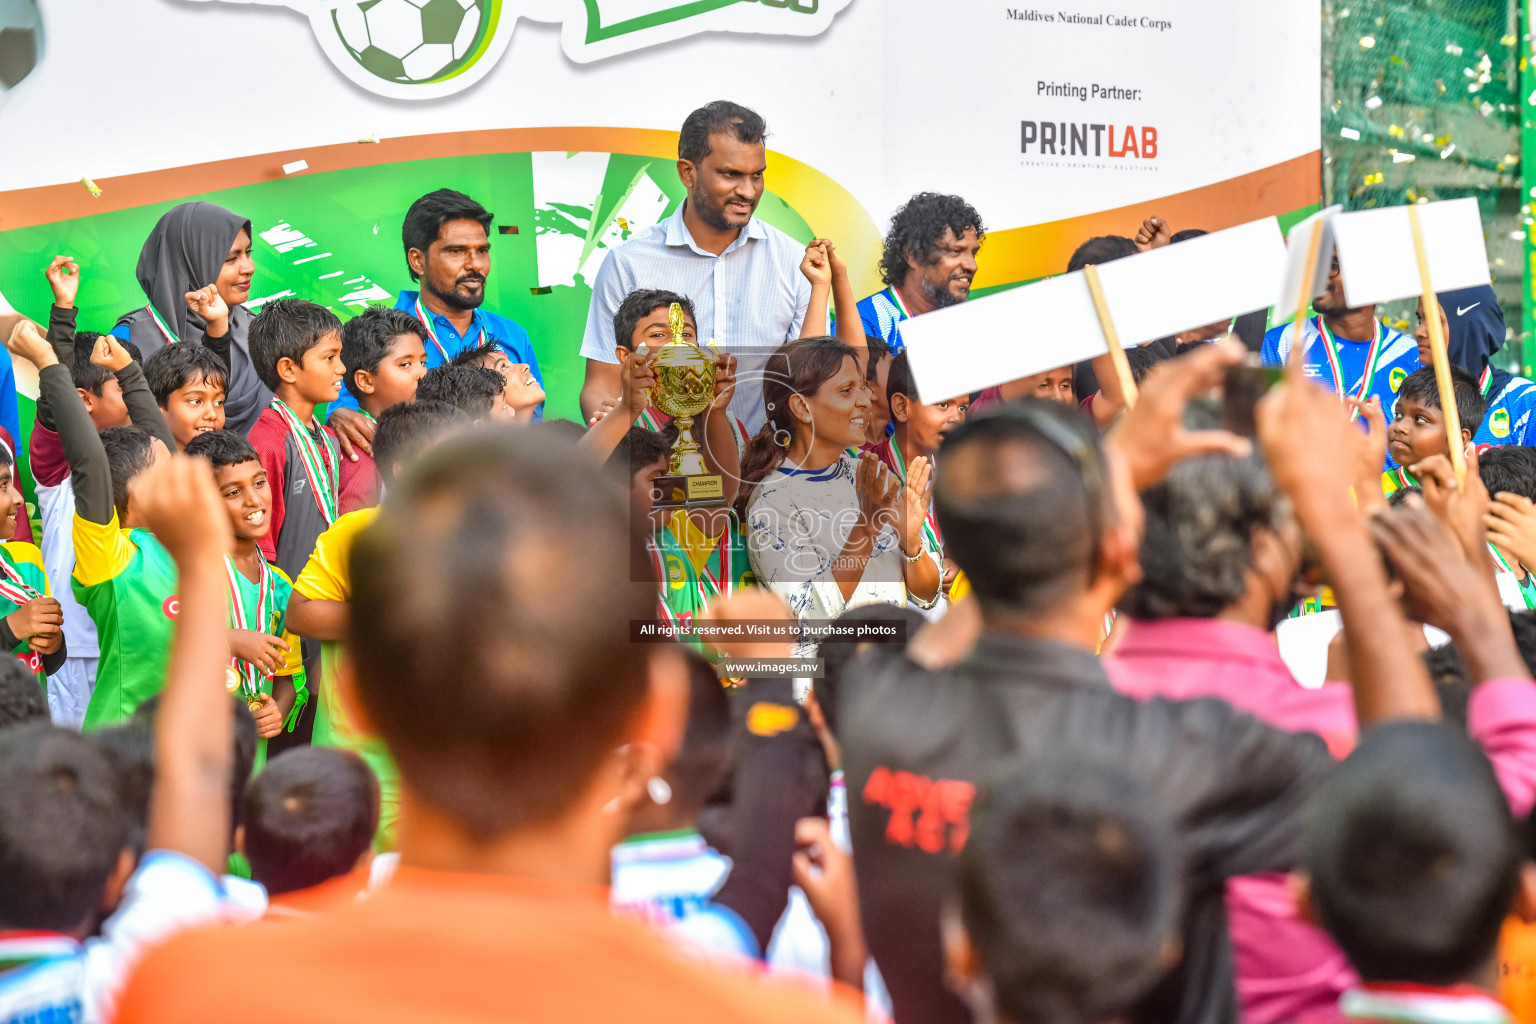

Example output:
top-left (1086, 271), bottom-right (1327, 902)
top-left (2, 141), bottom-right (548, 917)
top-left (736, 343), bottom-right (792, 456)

top-left (0, 0), bottom-right (43, 104)
top-left (333, 0), bottom-right (485, 83)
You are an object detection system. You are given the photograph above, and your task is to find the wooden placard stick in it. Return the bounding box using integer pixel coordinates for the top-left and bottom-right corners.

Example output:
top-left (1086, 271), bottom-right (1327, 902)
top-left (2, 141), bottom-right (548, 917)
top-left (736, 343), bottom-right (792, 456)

top-left (1082, 263), bottom-right (1138, 408)
top-left (1283, 217), bottom-right (1326, 393)
top-left (1406, 204), bottom-right (1466, 489)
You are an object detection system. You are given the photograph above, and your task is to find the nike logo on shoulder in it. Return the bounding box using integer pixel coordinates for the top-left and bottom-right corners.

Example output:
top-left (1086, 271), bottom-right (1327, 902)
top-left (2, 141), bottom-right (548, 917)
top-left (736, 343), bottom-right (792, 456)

top-left (1457, 302), bottom-right (1481, 316)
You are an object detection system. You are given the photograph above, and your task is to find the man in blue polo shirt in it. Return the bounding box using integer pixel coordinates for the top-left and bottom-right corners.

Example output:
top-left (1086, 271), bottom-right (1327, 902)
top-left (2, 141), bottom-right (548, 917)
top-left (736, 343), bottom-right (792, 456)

top-left (328, 189), bottom-right (542, 455)
top-left (1261, 254), bottom-right (1417, 468)
top-left (855, 193), bottom-right (985, 355)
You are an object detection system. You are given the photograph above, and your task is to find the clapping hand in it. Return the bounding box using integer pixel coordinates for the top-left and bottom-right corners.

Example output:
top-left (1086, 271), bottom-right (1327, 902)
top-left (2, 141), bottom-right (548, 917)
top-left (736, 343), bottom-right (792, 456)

top-left (900, 456), bottom-right (933, 559)
top-left (854, 452), bottom-right (902, 535)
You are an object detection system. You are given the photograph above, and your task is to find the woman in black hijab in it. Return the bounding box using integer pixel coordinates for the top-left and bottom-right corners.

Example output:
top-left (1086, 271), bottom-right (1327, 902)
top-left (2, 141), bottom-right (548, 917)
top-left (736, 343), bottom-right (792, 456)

top-left (112, 202), bottom-right (270, 435)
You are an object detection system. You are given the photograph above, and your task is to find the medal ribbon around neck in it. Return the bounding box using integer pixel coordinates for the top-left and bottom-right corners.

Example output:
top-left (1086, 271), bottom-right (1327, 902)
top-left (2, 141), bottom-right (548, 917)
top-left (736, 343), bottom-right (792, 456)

top-left (146, 304), bottom-right (181, 345)
top-left (646, 539), bottom-right (681, 629)
top-left (1480, 365), bottom-right (1494, 397)
top-left (1316, 317), bottom-right (1385, 421)
top-left (224, 554), bottom-right (274, 697)
top-left (887, 435), bottom-right (942, 556)
top-left (887, 286), bottom-right (914, 321)
top-left (1388, 466), bottom-right (1418, 492)
top-left (270, 398), bottom-right (339, 524)
top-left (413, 296), bottom-right (455, 363)
top-left (1490, 542), bottom-right (1517, 575)
top-left (0, 558), bottom-right (41, 608)
top-left (695, 521), bottom-right (736, 605)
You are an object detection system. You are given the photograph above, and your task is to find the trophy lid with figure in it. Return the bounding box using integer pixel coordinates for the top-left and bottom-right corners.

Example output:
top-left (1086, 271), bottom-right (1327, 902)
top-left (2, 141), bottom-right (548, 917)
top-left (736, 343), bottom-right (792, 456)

top-left (647, 303), bottom-right (725, 508)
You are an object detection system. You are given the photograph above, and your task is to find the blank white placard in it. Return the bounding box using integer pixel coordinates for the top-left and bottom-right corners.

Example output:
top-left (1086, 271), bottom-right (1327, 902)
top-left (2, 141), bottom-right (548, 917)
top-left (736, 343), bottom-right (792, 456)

top-left (901, 271), bottom-right (1106, 404)
top-left (1333, 197), bottom-right (1490, 308)
top-left (1095, 217), bottom-right (1287, 345)
top-left (1274, 205), bottom-right (1342, 319)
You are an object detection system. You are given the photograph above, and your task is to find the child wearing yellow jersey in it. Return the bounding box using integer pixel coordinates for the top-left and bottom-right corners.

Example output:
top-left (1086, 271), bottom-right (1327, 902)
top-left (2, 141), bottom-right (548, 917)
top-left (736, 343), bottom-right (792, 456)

top-left (286, 400), bottom-right (468, 848)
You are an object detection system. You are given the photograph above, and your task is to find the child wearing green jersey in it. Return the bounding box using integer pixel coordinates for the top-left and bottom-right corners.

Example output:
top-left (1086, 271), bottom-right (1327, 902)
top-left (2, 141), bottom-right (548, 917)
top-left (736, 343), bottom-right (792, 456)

top-left (182, 429), bottom-right (305, 755)
top-left (5, 320), bottom-right (178, 730)
top-left (607, 427), bottom-right (755, 640)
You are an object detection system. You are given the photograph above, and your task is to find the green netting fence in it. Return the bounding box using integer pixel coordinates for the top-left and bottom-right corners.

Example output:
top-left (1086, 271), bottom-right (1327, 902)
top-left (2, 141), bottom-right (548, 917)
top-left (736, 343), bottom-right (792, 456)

top-left (1323, 0), bottom-right (1526, 369)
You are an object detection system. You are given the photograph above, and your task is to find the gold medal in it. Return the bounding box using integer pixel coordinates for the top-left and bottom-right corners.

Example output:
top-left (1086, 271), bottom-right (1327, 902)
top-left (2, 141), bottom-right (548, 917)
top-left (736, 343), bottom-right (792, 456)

top-left (225, 666), bottom-right (241, 692)
top-left (246, 694), bottom-right (266, 713)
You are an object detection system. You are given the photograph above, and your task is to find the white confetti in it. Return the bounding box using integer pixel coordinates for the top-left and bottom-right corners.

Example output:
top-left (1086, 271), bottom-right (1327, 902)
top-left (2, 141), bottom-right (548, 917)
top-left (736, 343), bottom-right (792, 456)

top-left (1340, 127), bottom-right (1362, 140)
top-left (282, 159), bottom-right (309, 175)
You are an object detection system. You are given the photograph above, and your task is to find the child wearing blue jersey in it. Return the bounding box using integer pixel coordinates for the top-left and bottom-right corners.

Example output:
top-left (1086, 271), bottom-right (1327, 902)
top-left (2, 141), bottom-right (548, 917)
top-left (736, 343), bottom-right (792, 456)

top-left (1418, 286), bottom-right (1536, 451)
top-left (1261, 256), bottom-right (1419, 430)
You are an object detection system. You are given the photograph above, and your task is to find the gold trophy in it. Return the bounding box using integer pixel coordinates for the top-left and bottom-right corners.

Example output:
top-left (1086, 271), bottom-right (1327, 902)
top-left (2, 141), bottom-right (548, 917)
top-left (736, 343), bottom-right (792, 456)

top-left (646, 303), bottom-right (725, 508)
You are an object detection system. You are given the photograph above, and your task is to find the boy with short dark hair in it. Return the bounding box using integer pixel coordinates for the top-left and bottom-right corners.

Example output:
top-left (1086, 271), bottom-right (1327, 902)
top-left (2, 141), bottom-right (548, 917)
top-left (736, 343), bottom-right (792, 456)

top-left (183, 429), bottom-right (305, 749)
top-left (284, 400), bottom-right (468, 849)
top-left (245, 298), bottom-right (346, 576)
top-left (871, 352), bottom-right (963, 612)
top-left (413, 364), bottom-right (513, 423)
top-left (6, 321), bottom-right (178, 731)
top-left (0, 454), bottom-right (263, 1024)
top-left (451, 341), bottom-right (545, 421)
top-left (142, 344), bottom-right (228, 450)
top-left (1382, 365), bottom-right (1486, 494)
top-left (606, 289), bottom-right (750, 448)
top-left (117, 428), bottom-right (863, 1024)
top-left (246, 299), bottom-right (345, 745)
top-left (337, 308), bottom-right (428, 514)
top-left (240, 747), bottom-right (380, 912)
top-left (945, 757), bottom-right (1183, 1024)
top-left (1300, 721), bottom-right (1528, 1024)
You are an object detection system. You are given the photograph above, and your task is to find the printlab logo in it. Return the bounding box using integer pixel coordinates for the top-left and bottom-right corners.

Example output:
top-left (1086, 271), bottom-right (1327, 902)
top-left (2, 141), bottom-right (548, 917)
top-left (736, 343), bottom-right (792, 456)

top-left (182, 0), bottom-right (849, 100)
top-left (1020, 119), bottom-right (1159, 161)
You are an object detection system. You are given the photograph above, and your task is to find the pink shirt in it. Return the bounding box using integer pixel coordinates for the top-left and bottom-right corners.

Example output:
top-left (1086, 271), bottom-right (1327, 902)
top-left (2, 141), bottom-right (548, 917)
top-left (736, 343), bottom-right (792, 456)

top-left (1104, 616), bottom-right (1536, 1024)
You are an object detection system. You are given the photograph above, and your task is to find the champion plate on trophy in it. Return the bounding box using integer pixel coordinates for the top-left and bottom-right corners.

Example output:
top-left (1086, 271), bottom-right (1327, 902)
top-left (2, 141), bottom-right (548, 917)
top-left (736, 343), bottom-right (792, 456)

top-left (645, 303), bottom-right (725, 509)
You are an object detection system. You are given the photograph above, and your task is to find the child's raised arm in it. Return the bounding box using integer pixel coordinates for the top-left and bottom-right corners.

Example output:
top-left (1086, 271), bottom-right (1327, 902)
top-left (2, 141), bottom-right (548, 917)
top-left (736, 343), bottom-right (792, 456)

top-left (5, 321), bottom-right (119, 527)
top-left (89, 333), bottom-right (177, 452)
top-left (579, 347), bottom-right (657, 462)
top-left (825, 240), bottom-right (868, 355)
top-left (133, 455), bottom-right (236, 871)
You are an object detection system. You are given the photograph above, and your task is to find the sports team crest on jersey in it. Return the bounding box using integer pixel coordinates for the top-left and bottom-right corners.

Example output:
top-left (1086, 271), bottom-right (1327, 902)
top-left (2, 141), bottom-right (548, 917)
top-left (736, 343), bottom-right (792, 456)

top-left (664, 553), bottom-right (686, 590)
top-left (1390, 366), bottom-right (1408, 392)
top-left (1492, 407), bottom-right (1511, 438)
